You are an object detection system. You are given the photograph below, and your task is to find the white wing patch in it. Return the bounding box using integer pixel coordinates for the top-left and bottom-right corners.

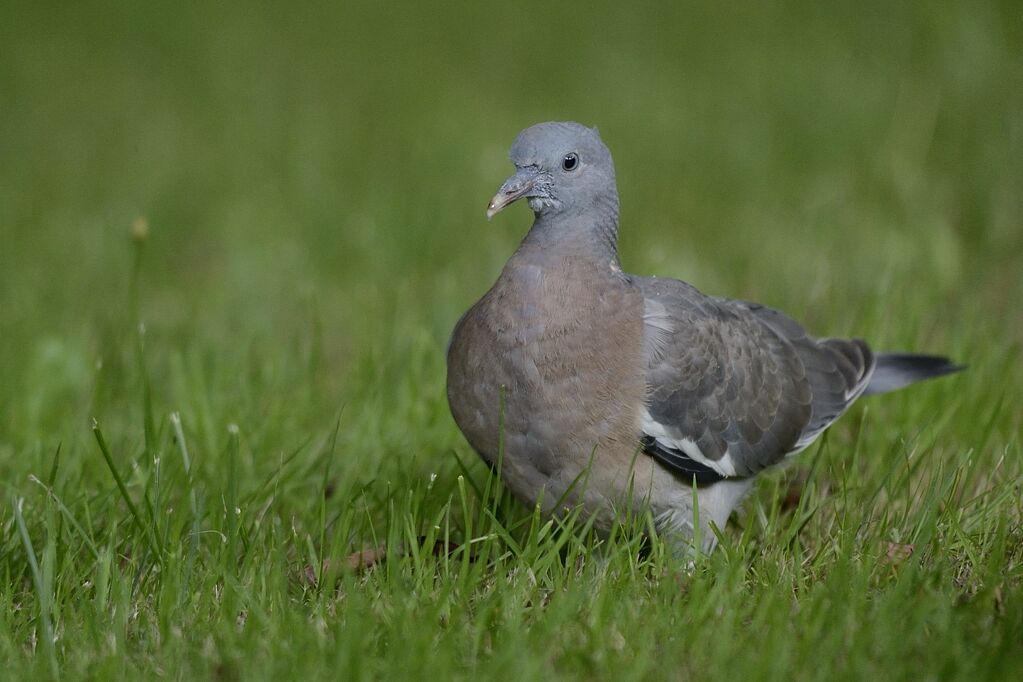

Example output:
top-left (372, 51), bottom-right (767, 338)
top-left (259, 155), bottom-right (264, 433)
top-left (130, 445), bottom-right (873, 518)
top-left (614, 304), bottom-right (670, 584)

top-left (642, 298), bottom-right (675, 362)
top-left (640, 409), bottom-right (739, 477)
top-left (642, 299), bottom-right (674, 333)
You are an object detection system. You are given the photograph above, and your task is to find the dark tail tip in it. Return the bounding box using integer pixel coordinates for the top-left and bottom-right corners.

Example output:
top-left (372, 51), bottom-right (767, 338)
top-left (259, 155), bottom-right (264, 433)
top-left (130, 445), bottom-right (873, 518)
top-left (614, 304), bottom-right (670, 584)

top-left (864, 353), bottom-right (964, 396)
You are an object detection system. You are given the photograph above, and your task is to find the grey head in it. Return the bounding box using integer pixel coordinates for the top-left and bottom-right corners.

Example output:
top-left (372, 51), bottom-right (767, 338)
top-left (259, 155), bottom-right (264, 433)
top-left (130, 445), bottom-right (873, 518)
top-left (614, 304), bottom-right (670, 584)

top-left (486, 122), bottom-right (618, 223)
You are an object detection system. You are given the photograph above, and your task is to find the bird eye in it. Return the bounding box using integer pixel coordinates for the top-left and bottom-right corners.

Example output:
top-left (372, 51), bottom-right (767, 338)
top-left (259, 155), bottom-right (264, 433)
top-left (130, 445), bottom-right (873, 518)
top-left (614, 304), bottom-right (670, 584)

top-left (562, 153), bottom-right (579, 171)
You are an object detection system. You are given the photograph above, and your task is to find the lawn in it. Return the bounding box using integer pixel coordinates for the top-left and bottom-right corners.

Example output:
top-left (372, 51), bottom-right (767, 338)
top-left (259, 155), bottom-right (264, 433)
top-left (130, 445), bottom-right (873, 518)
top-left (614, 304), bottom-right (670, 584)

top-left (1, 1), bottom-right (1021, 679)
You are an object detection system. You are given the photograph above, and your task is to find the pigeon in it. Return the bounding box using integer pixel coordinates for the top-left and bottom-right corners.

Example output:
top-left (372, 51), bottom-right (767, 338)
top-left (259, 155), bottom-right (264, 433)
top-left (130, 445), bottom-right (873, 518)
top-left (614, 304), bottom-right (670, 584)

top-left (446, 121), bottom-right (961, 554)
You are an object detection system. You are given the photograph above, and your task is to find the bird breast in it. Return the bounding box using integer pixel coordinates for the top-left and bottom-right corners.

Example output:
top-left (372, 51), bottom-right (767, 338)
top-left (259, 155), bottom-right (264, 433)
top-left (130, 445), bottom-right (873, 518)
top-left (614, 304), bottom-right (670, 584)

top-left (446, 254), bottom-right (646, 486)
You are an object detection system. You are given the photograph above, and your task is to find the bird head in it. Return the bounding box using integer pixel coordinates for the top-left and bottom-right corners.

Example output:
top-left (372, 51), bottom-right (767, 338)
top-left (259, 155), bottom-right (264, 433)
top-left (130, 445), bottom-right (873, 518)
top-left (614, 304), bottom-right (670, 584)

top-left (487, 122), bottom-right (617, 220)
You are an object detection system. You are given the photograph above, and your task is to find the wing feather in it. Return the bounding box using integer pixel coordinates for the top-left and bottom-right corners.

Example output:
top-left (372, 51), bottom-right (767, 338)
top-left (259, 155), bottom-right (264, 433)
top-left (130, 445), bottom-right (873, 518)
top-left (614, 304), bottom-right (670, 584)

top-left (637, 278), bottom-right (875, 480)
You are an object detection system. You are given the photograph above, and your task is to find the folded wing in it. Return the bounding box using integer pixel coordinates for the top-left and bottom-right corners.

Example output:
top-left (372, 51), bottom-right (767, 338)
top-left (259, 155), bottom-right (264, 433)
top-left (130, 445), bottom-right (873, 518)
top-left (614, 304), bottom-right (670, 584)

top-left (638, 277), bottom-right (874, 482)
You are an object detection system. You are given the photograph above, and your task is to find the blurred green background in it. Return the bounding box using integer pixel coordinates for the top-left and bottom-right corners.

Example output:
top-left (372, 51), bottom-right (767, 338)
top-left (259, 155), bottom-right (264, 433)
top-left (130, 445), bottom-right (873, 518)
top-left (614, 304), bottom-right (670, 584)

top-left (1, 0), bottom-right (1020, 479)
top-left (2, 0), bottom-right (1021, 470)
top-left (1, 0), bottom-right (1023, 470)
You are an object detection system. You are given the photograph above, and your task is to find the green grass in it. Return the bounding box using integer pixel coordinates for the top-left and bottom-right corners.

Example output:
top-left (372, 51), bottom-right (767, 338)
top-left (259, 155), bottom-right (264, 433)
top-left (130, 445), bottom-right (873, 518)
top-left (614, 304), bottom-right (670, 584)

top-left (1, 0), bottom-right (1021, 679)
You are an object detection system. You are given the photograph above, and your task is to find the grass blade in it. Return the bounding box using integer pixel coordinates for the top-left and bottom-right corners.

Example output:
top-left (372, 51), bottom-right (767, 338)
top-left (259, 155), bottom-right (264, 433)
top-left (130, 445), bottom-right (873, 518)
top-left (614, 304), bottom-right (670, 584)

top-left (13, 498), bottom-right (59, 679)
top-left (92, 419), bottom-right (163, 563)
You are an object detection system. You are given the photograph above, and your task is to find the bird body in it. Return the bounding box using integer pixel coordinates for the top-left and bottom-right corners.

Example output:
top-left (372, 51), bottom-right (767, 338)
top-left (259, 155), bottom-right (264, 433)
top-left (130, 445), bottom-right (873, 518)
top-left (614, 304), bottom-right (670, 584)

top-left (447, 122), bottom-right (960, 553)
top-left (448, 225), bottom-right (650, 528)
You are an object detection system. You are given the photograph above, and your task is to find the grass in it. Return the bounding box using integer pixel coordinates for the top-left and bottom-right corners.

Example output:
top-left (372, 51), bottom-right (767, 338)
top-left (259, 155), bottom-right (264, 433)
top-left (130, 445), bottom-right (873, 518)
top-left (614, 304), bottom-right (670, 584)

top-left (1, 0), bottom-right (1021, 679)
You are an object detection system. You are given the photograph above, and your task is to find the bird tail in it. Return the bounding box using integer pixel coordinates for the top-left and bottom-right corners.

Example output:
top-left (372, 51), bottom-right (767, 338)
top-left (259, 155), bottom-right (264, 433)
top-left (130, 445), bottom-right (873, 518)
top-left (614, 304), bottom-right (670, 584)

top-left (863, 353), bottom-right (964, 396)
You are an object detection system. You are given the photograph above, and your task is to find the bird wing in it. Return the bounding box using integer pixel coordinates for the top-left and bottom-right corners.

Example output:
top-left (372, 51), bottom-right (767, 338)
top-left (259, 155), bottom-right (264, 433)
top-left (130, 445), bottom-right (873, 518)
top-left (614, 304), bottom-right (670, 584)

top-left (637, 277), bottom-right (875, 483)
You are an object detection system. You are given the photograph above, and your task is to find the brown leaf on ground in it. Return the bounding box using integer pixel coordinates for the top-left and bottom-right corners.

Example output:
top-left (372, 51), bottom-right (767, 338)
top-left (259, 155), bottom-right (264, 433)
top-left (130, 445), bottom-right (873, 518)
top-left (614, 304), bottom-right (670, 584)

top-left (301, 539), bottom-right (465, 586)
top-left (780, 471), bottom-right (809, 512)
top-left (884, 542), bottom-right (915, 564)
top-left (346, 546), bottom-right (391, 570)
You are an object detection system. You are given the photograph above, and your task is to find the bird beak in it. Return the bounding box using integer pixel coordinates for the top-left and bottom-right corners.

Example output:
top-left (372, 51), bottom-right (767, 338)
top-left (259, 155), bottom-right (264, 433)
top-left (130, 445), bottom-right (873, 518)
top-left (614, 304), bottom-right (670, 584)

top-left (487, 167), bottom-right (541, 220)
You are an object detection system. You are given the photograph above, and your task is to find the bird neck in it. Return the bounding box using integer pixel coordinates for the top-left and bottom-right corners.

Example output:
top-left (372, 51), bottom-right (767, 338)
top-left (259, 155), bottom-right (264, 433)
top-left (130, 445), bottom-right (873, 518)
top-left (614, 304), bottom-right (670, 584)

top-left (521, 195), bottom-right (621, 268)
